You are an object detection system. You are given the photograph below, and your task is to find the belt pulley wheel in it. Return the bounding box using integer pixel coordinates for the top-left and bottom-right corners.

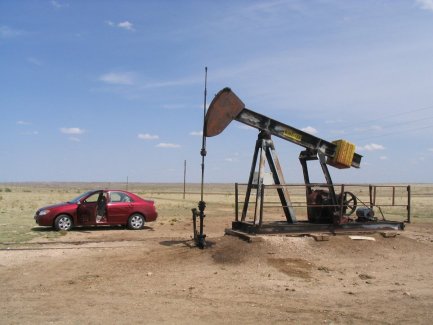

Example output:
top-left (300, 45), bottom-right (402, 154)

top-left (339, 191), bottom-right (357, 216)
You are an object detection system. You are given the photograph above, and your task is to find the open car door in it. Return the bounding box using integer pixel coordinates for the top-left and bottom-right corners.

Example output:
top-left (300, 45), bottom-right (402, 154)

top-left (77, 191), bottom-right (102, 225)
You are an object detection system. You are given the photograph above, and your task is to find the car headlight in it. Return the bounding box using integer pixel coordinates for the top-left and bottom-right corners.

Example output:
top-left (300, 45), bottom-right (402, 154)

top-left (39, 209), bottom-right (50, 216)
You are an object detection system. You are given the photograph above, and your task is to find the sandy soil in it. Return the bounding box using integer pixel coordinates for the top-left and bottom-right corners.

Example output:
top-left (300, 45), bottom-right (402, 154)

top-left (1, 218), bottom-right (433, 324)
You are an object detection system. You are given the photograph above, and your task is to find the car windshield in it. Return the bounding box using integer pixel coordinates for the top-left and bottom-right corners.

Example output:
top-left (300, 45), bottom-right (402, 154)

top-left (68, 191), bottom-right (97, 204)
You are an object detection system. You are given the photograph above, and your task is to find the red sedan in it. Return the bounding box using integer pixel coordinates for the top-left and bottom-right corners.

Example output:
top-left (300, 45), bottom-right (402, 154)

top-left (34, 190), bottom-right (158, 231)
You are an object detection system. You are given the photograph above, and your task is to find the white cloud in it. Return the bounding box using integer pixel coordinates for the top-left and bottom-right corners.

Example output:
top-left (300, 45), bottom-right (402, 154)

top-left (96, 72), bottom-right (201, 99)
top-left (224, 152), bottom-right (240, 162)
top-left (379, 156), bottom-right (388, 160)
top-left (138, 133), bottom-right (159, 140)
top-left (17, 120), bottom-right (31, 125)
top-left (60, 127), bottom-right (85, 135)
top-left (27, 57), bottom-right (42, 66)
top-left (21, 131), bottom-right (39, 136)
top-left (106, 20), bottom-right (135, 31)
top-left (416, 0), bottom-right (433, 11)
top-left (118, 21), bottom-right (135, 31)
top-left (156, 143), bottom-right (181, 148)
top-left (358, 143), bottom-right (385, 151)
top-left (354, 125), bottom-right (383, 132)
top-left (138, 77), bottom-right (199, 89)
top-left (99, 72), bottom-right (135, 85)
top-left (301, 126), bottom-right (318, 135)
top-left (325, 119), bottom-right (344, 124)
top-left (0, 26), bottom-right (23, 38)
top-left (189, 131), bottom-right (203, 136)
top-left (162, 104), bottom-right (186, 110)
top-left (51, 0), bottom-right (69, 9)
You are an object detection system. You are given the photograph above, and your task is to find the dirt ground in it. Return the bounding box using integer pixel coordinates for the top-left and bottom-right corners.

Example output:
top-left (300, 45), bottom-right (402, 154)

top-left (1, 216), bottom-right (433, 324)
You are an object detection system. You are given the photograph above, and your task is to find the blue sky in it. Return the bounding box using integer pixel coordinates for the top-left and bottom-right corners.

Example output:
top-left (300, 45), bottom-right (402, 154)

top-left (1, 0), bottom-right (433, 184)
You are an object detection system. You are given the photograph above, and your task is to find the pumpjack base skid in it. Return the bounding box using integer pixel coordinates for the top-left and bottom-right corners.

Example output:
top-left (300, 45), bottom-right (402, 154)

top-left (232, 220), bottom-right (405, 235)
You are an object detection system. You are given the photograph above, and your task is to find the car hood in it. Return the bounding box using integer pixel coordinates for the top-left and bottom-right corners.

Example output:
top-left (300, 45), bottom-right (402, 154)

top-left (38, 202), bottom-right (75, 211)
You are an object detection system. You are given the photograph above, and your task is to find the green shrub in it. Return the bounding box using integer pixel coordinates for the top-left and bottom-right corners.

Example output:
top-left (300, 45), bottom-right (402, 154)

top-left (5, 188), bottom-right (12, 193)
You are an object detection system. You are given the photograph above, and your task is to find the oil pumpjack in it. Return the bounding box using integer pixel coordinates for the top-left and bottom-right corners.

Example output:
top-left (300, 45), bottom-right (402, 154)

top-left (202, 87), bottom-right (406, 234)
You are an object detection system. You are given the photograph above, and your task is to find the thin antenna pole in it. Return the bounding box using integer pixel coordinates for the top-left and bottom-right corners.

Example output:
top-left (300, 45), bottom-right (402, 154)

top-left (200, 67), bottom-right (208, 202)
top-left (191, 66), bottom-right (208, 249)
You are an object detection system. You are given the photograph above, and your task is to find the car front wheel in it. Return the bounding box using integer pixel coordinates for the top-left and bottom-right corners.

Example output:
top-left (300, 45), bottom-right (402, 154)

top-left (127, 213), bottom-right (145, 230)
top-left (54, 214), bottom-right (73, 231)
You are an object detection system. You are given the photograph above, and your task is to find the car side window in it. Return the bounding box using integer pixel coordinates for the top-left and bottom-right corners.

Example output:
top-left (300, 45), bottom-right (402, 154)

top-left (83, 192), bottom-right (100, 204)
top-left (109, 192), bottom-right (133, 203)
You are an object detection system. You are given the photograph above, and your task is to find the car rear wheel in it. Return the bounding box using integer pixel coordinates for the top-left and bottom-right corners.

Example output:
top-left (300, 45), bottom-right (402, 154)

top-left (127, 213), bottom-right (145, 230)
top-left (54, 214), bottom-right (73, 231)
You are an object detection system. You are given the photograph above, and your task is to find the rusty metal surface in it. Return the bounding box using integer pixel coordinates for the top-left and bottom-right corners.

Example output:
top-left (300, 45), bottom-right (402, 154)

top-left (204, 87), bottom-right (245, 137)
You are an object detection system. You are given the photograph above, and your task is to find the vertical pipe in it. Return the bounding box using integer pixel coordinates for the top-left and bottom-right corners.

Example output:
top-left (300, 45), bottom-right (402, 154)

top-left (183, 160), bottom-right (186, 200)
top-left (369, 184), bottom-right (373, 209)
top-left (407, 185), bottom-right (411, 223)
top-left (200, 67), bottom-right (208, 203)
top-left (392, 186), bottom-right (395, 206)
top-left (192, 209), bottom-right (197, 240)
top-left (195, 66), bottom-right (207, 249)
top-left (235, 183), bottom-right (239, 222)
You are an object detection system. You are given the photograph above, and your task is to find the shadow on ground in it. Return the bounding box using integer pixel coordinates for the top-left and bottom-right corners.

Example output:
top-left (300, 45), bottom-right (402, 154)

top-left (31, 225), bottom-right (153, 233)
top-left (159, 239), bottom-right (216, 248)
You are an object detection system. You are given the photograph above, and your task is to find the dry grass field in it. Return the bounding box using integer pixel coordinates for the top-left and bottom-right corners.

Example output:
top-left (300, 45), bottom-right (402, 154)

top-left (1, 182), bottom-right (433, 324)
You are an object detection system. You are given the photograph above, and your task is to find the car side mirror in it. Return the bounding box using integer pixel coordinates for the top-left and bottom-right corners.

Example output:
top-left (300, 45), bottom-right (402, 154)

top-left (76, 200), bottom-right (81, 205)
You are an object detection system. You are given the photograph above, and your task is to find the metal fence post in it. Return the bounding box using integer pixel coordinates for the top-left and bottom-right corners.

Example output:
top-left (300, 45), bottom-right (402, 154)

top-left (235, 183), bottom-right (239, 222)
top-left (407, 185), bottom-right (411, 223)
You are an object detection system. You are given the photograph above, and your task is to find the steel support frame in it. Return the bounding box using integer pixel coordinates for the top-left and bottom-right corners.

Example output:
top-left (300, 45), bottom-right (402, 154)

top-left (242, 131), bottom-right (296, 224)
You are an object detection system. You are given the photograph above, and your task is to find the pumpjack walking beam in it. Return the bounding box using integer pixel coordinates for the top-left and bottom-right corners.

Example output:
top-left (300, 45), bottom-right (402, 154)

top-left (204, 88), bottom-right (362, 168)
